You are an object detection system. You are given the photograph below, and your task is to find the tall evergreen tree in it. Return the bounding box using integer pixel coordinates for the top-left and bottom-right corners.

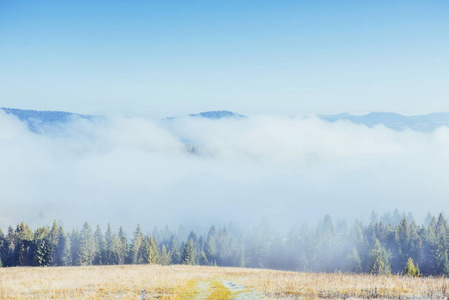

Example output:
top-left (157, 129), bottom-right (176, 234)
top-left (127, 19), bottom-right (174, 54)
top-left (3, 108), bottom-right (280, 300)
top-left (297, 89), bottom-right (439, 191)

top-left (129, 225), bottom-right (143, 264)
top-left (48, 220), bottom-right (60, 266)
top-left (170, 238), bottom-right (181, 264)
top-left (205, 226), bottom-right (217, 264)
top-left (118, 227), bottom-right (128, 264)
top-left (77, 222), bottom-right (95, 266)
top-left (14, 222), bottom-right (33, 266)
top-left (70, 228), bottom-right (80, 266)
top-left (148, 236), bottom-right (160, 264)
top-left (346, 248), bottom-right (362, 273)
top-left (104, 224), bottom-right (113, 265)
top-left (31, 227), bottom-right (50, 266)
top-left (181, 238), bottom-right (196, 265)
top-left (93, 226), bottom-right (105, 265)
top-left (160, 245), bottom-right (171, 265)
top-left (368, 239), bottom-right (391, 275)
top-left (55, 226), bottom-right (71, 266)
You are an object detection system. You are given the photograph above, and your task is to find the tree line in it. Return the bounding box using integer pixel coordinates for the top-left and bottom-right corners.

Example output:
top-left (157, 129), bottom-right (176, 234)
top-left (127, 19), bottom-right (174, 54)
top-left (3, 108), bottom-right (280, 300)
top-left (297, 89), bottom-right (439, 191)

top-left (1, 210), bottom-right (449, 276)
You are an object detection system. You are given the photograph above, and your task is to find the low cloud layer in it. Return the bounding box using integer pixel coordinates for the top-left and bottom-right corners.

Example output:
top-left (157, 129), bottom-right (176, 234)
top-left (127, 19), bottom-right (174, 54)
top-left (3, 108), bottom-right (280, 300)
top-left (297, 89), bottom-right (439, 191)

top-left (1, 111), bottom-right (448, 231)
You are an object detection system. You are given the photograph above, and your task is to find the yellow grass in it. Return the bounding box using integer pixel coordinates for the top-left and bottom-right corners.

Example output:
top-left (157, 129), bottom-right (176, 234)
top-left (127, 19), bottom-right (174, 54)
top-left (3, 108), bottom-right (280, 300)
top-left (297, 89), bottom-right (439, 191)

top-left (0, 264), bottom-right (448, 299)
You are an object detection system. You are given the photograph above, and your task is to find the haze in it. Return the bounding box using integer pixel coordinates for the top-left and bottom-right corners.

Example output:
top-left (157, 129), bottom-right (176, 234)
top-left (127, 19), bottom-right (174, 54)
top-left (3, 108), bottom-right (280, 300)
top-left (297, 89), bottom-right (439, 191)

top-left (0, 111), bottom-right (448, 231)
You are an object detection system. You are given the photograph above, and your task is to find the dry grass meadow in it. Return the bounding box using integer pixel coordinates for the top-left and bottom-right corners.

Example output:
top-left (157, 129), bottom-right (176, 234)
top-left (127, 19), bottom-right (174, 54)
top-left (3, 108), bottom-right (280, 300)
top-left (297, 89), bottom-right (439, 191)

top-left (1, 264), bottom-right (449, 299)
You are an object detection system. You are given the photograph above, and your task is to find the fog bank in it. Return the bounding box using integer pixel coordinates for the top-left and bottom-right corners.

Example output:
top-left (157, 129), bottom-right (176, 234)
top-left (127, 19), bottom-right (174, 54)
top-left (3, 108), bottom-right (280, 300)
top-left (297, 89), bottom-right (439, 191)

top-left (0, 111), bottom-right (447, 231)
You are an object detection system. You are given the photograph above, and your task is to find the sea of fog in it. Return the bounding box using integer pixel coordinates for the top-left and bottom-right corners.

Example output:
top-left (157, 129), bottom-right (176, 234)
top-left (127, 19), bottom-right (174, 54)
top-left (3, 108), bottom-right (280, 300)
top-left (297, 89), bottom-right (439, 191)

top-left (1, 110), bottom-right (448, 232)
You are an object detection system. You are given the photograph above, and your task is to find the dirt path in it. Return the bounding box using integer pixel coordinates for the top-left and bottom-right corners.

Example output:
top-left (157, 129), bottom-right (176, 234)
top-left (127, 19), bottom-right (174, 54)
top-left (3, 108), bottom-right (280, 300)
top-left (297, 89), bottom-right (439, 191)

top-left (180, 277), bottom-right (265, 300)
top-left (220, 279), bottom-right (265, 300)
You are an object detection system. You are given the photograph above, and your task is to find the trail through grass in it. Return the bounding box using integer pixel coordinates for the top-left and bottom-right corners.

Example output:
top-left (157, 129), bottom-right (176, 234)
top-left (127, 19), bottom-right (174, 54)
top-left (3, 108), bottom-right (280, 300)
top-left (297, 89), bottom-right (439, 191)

top-left (178, 277), bottom-right (264, 299)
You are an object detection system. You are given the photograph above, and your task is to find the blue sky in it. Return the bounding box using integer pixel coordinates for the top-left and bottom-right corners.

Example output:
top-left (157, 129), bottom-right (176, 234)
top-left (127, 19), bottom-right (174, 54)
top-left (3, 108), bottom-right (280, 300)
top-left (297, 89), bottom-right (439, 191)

top-left (0, 0), bottom-right (448, 116)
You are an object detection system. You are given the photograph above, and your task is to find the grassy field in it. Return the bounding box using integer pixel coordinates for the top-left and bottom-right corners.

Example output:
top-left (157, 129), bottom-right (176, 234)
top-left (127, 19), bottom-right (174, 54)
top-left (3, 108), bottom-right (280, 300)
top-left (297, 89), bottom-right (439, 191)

top-left (1, 265), bottom-right (449, 299)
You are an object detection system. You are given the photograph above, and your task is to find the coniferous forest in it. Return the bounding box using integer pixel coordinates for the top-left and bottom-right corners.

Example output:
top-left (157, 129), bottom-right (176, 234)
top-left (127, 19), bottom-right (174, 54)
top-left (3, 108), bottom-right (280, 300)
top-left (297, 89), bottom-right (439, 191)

top-left (1, 210), bottom-right (449, 277)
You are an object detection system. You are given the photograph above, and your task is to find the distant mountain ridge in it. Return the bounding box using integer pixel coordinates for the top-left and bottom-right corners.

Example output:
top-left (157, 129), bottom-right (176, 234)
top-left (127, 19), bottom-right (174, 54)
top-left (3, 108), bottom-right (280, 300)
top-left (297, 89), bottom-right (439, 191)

top-left (320, 112), bottom-right (449, 132)
top-left (1, 107), bottom-right (91, 132)
top-left (2, 108), bottom-right (449, 133)
top-left (188, 110), bottom-right (246, 119)
top-left (166, 110), bottom-right (246, 120)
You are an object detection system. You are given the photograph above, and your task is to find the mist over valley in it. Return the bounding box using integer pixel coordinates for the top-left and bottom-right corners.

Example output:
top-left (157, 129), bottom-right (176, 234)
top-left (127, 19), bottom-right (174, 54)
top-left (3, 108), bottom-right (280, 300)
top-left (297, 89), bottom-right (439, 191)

top-left (1, 108), bottom-right (448, 232)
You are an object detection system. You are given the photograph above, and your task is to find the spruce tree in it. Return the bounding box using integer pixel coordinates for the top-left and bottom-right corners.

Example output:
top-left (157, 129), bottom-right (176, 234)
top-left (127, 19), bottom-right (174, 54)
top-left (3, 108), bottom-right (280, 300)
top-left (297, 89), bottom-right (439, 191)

top-left (48, 220), bottom-right (59, 266)
top-left (109, 234), bottom-right (121, 265)
top-left (104, 224), bottom-right (113, 265)
top-left (129, 225), bottom-right (143, 264)
top-left (137, 236), bottom-right (149, 264)
top-left (205, 226), bottom-right (217, 264)
top-left (368, 239), bottom-right (391, 275)
top-left (441, 252), bottom-right (449, 276)
top-left (31, 227), bottom-right (50, 266)
top-left (14, 222), bottom-right (33, 266)
top-left (181, 239), bottom-right (196, 265)
top-left (5, 225), bottom-right (15, 267)
top-left (170, 238), bottom-right (181, 264)
top-left (160, 245), bottom-right (171, 265)
top-left (347, 248), bottom-right (362, 273)
top-left (148, 236), bottom-right (160, 264)
top-left (77, 222), bottom-right (95, 266)
top-left (93, 225), bottom-right (105, 265)
top-left (118, 227), bottom-right (128, 264)
top-left (234, 237), bottom-right (245, 268)
top-left (198, 250), bottom-right (208, 265)
top-left (402, 258), bottom-right (420, 277)
top-left (70, 228), bottom-right (80, 266)
top-left (55, 226), bottom-right (72, 266)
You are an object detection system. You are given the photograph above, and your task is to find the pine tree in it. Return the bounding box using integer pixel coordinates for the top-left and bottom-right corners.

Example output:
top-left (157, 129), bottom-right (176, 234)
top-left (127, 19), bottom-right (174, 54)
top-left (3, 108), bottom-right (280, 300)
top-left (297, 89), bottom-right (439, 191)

top-left (137, 236), bottom-right (149, 264)
top-left (77, 222), bottom-right (95, 266)
top-left (48, 220), bottom-right (59, 266)
top-left (402, 258), bottom-right (420, 277)
top-left (160, 245), bottom-right (171, 265)
top-left (5, 225), bottom-right (16, 267)
top-left (15, 241), bottom-right (28, 266)
top-left (170, 238), bottom-right (181, 264)
top-left (148, 236), bottom-right (160, 264)
top-left (346, 248), bottom-right (362, 273)
top-left (441, 252), bottom-right (449, 276)
top-left (198, 249), bottom-right (208, 265)
top-left (109, 234), bottom-right (121, 265)
top-left (117, 227), bottom-right (128, 264)
top-left (93, 226), bottom-right (105, 265)
top-left (181, 239), bottom-right (195, 265)
top-left (129, 225), bottom-right (143, 264)
top-left (234, 237), bottom-right (245, 268)
top-left (205, 226), bottom-right (217, 263)
top-left (70, 228), bottom-right (80, 266)
top-left (14, 222), bottom-right (33, 266)
top-left (31, 227), bottom-right (50, 266)
top-left (104, 224), bottom-right (113, 265)
top-left (55, 226), bottom-right (71, 266)
top-left (368, 239), bottom-right (391, 275)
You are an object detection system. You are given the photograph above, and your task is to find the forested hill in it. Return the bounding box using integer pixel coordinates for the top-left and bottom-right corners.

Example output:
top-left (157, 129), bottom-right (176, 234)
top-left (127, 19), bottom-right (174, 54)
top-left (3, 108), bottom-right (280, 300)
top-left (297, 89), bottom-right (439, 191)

top-left (0, 211), bottom-right (447, 277)
top-left (4, 108), bottom-right (449, 133)
top-left (188, 111), bottom-right (246, 119)
top-left (1, 108), bottom-right (245, 132)
top-left (1, 108), bottom-right (92, 133)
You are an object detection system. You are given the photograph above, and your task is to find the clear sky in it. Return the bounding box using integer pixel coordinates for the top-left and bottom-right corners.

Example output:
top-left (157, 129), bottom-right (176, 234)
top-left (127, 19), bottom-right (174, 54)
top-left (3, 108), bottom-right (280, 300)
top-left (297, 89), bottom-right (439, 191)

top-left (1, 0), bottom-right (448, 116)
